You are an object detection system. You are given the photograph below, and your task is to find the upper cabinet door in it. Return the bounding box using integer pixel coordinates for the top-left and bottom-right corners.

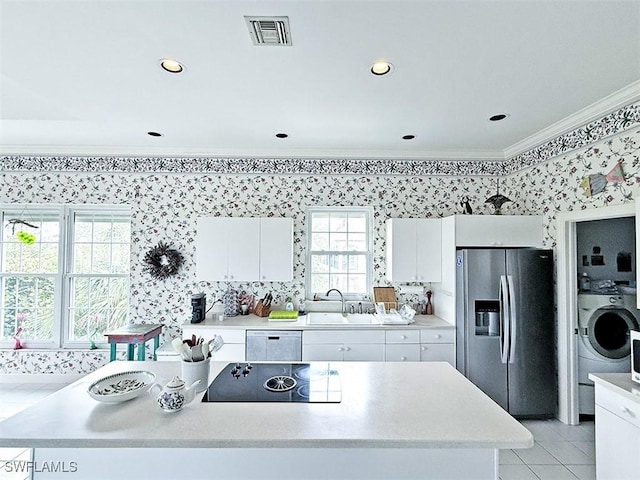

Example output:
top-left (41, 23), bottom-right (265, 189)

top-left (196, 217), bottom-right (229, 281)
top-left (196, 217), bottom-right (294, 282)
top-left (259, 217), bottom-right (293, 281)
top-left (227, 218), bottom-right (260, 281)
top-left (455, 215), bottom-right (543, 247)
top-left (386, 218), bottom-right (417, 281)
top-left (386, 218), bottom-right (442, 282)
top-left (416, 219), bottom-right (442, 282)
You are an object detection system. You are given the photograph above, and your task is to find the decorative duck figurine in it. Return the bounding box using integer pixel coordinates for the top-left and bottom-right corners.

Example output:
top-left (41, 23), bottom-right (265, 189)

top-left (150, 376), bottom-right (201, 412)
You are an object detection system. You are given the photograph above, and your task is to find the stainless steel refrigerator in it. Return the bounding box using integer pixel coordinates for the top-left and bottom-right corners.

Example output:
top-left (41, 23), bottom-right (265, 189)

top-left (456, 248), bottom-right (556, 417)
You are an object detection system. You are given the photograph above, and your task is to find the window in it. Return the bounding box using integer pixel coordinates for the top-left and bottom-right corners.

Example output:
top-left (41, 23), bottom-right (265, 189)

top-left (306, 207), bottom-right (372, 298)
top-left (0, 206), bottom-right (130, 348)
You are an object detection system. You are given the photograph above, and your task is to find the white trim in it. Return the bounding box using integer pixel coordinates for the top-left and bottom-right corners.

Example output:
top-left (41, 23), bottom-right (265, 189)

top-left (556, 202), bottom-right (636, 425)
top-left (505, 80), bottom-right (640, 159)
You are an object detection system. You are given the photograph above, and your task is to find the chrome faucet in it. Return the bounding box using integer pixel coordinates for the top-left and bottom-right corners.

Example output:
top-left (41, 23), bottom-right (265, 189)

top-left (325, 288), bottom-right (345, 315)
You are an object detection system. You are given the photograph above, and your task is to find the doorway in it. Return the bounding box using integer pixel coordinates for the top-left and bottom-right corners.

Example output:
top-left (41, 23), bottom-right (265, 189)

top-left (556, 202), bottom-right (636, 425)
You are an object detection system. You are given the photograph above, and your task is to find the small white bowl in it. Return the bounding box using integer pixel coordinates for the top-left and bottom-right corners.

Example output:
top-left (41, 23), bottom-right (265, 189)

top-left (88, 370), bottom-right (156, 403)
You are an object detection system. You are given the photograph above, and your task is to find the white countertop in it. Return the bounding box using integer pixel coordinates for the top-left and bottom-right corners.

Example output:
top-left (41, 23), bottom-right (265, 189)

top-left (0, 360), bottom-right (532, 450)
top-left (185, 313), bottom-right (454, 330)
top-left (589, 373), bottom-right (640, 403)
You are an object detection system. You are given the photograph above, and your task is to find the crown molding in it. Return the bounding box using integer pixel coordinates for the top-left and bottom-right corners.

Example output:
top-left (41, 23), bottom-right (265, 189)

top-left (504, 80), bottom-right (640, 159)
top-left (0, 145), bottom-right (505, 162)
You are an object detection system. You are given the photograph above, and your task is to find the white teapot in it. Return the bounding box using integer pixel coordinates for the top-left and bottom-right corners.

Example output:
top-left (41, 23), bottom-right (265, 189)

top-left (150, 376), bottom-right (201, 412)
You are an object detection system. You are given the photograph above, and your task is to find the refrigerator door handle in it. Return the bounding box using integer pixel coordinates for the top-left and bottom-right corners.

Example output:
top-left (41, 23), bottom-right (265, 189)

top-left (499, 275), bottom-right (510, 363)
top-left (507, 275), bottom-right (517, 364)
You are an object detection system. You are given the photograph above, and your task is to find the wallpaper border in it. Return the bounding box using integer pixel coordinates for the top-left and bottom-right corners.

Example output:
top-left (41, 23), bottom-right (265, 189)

top-left (0, 103), bottom-right (638, 177)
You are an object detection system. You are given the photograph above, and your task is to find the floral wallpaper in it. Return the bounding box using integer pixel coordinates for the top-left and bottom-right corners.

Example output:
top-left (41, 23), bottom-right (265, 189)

top-left (1, 110), bottom-right (640, 375)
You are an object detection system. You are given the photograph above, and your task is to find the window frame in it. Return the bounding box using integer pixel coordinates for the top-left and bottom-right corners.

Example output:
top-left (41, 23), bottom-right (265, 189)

top-left (0, 204), bottom-right (131, 349)
top-left (305, 206), bottom-right (373, 301)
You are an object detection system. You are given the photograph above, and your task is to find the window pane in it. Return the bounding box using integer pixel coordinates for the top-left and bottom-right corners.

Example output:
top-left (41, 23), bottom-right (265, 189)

top-left (348, 214), bottom-right (366, 232)
top-left (311, 254), bottom-right (330, 273)
top-left (111, 244), bottom-right (130, 274)
top-left (347, 233), bottom-right (366, 251)
top-left (68, 276), bottom-right (128, 340)
top-left (74, 244), bottom-right (91, 272)
top-left (329, 232), bottom-right (348, 251)
top-left (311, 232), bottom-right (329, 251)
top-left (112, 222), bottom-right (131, 243)
top-left (311, 274), bottom-right (330, 293)
top-left (311, 213), bottom-right (329, 232)
top-left (74, 221), bottom-right (92, 242)
top-left (0, 276), bottom-right (55, 341)
top-left (329, 214), bottom-right (348, 233)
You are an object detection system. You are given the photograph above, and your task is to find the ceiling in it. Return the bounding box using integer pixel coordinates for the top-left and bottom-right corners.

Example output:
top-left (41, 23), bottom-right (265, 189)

top-left (1, 0), bottom-right (639, 161)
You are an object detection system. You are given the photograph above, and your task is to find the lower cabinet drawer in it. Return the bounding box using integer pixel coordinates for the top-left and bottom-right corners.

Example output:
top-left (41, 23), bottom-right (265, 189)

top-left (595, 384), bottom-right (640, 429)
top-left (385, 344), bottom-right (421, 362)
top-left (420, 328), bottom-right (455, 344)
top-left (420, 344), bottom-right (455, 365)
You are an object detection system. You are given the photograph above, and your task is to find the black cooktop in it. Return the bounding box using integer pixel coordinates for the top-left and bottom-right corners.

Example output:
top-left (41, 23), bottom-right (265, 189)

top-left (202, 362), bottom-right (341, 403)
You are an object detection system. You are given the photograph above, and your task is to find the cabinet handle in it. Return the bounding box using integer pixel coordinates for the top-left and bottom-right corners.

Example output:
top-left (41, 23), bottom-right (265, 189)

top-left (621, 405), bottom-right (632, 414)
top-left (229, 275), bottom-right (234, 279)
top-left (400, 356), bottom-right (407, 361)
top-left (421, 346), bottom-right (427, 351)
top-left (344, 346), bottom-right (351, 351)
top-left (435, 334), bottom-right (441, 339)
top-left (400, 335), bottom-right (407, 340)
top-left (338, 346), bottom-right (344, 352)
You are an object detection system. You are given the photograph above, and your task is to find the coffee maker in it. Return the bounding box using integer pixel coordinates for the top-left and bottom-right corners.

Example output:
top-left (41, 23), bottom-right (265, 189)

top-left (191, 293), bottom-right (206, 324)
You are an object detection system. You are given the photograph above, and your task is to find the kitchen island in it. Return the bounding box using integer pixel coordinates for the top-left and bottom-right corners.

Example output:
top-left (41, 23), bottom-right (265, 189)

top-left (0, 361), bottom-right (532, 479)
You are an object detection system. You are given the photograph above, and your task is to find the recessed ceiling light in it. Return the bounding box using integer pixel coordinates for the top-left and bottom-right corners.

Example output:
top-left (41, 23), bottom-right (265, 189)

top-left (147, 131), bottom-right (163, 137)
top-left (160, 58), bottom-right (184, 73)
top-left (371, 61), bottom-right (393, 76)
top-left (275, 133), bottom-right (288, 138)
top-left (489, 114), bottom-right (509, 121)
top-left (402, 135), bottom-right (415, 140)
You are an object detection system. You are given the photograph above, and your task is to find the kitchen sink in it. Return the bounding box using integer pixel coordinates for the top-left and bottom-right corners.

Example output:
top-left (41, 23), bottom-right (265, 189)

top-left (306, 312), bottom-right (347, 324)
top-left (306, 312), bottom-right (375, 325)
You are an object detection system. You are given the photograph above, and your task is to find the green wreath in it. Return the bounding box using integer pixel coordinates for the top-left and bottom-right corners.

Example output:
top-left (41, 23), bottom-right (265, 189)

top-left (143, 242), bottom-right (184, 279)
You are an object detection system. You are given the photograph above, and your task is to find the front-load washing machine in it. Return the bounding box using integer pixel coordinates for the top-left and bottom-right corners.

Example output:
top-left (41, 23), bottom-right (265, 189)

top-left (577, 293), bottom-right (639, 414)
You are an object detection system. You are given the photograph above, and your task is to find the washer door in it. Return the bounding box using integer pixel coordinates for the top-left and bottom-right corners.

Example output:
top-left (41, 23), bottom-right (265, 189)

top-left (587, 307), bottom-right (638, 359)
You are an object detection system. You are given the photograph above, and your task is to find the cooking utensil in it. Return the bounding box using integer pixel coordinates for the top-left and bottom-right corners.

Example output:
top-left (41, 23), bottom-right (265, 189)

top-left (209, 335), bottom-right (224, 353)
top-left (171, 338), bottom-right (191, 361)
top-left (201, 341), bottom-right (210, 359)
top-left (191, 343), bottom-right (204, 362)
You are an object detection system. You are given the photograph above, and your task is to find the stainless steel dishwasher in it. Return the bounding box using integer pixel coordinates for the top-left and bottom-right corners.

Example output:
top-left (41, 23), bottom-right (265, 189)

top-left (245, 330), bottom-right (302, 361)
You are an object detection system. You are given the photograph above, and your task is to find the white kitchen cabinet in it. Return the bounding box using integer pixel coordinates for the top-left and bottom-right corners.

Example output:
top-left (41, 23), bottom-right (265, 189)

top-left (420, 328), bottom-right (455, 366)
top-left (302, 330), bottom-right (385, 361)
top-left (196, 217), bottom-right (293, 282)
top-left (436, 215), bottom-right (543, 325)
top-left (386, 218), bottom-right (442, 282)
top-left (593, 379), bottom-right (640, 480)
top-left (385, 330), bottom-right (421, 361)
top-left (259, 217), bottom-right (293, 281)
top-left (452, 215), bottom-right (543, 247)
top-left (182, 326), bottom-right (246, 361)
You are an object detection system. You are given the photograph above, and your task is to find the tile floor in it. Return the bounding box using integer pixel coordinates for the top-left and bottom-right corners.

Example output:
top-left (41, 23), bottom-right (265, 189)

top-left (0, 383), bottom-right (596, 480)
top-left (500, 419), bottom-right (596, 480)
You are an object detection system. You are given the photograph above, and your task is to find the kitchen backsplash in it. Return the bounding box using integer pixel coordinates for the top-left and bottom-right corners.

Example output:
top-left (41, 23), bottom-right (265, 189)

top-left (1, 125), bottom-right (639, 374)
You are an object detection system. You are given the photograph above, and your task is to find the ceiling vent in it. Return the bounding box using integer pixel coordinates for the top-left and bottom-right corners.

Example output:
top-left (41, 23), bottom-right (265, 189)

top-left (245, 16), bottom-right (292, 46)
